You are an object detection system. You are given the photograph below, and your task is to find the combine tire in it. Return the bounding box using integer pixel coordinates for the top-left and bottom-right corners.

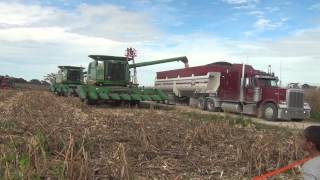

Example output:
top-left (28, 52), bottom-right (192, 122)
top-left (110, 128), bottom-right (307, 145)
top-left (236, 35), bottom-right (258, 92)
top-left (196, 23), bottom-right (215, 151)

top-left (261, 103), bottom-right (278, 121)
top-left (84, 98), bottom-right (95, 105)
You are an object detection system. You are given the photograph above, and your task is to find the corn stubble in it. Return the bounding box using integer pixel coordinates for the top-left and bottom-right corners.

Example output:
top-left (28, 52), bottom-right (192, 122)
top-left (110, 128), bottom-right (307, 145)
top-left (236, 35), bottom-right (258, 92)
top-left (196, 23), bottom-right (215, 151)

top-left (0, 90), bottom-right (304, 179)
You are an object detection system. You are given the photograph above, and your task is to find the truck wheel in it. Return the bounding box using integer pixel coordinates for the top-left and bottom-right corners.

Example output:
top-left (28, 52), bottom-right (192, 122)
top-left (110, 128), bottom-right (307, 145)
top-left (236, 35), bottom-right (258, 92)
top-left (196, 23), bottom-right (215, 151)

top-left (261, 103), bottom-right (278, 121)
top-left (206, 98), bottom-right (218, 112)
top-left (198, 97), bottom-right (207, 110)
top-left (292, 119), bottom-right (303, 122)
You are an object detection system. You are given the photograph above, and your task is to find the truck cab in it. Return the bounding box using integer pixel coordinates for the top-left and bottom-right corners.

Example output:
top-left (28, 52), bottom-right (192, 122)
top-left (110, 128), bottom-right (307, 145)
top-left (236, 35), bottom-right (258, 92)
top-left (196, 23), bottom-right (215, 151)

top-left (242, 72), bottom-right (310, 121)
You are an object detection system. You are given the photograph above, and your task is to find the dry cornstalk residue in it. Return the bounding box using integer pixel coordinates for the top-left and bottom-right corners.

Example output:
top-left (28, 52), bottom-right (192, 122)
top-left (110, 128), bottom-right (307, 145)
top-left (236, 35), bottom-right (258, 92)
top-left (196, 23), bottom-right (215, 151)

top-left (0, 90), bottom-right (304, 179)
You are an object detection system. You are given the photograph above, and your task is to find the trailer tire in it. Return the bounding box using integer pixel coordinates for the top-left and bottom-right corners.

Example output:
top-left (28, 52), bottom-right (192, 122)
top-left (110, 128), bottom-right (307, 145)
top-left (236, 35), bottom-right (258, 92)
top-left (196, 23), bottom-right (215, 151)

top-left (167, 93), bottom-right (176, 105)
top-left (198, 97), bottom-right (207, 110)
top-left (292, 119), bottom-right (303, 122)
top-left (206, 98), bottom-right (217, 112)
top-left (261, 103), bottom-right (278, 121)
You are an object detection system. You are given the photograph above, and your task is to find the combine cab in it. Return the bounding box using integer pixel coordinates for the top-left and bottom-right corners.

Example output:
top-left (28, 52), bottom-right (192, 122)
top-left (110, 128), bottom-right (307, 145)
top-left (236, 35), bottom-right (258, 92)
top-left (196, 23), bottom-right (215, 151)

top-left (50, 66), bottom-right (84, 96)
top-left (76, 51), bottom-right (188, 105)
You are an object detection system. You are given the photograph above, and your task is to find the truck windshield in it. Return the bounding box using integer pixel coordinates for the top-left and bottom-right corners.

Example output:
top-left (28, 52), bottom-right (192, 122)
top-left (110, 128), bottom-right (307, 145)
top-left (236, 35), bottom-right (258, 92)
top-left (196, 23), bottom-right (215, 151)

top-left (105, 62), bottom-right (126, 81)
top-left (258, 78), bottom-right (278, 87)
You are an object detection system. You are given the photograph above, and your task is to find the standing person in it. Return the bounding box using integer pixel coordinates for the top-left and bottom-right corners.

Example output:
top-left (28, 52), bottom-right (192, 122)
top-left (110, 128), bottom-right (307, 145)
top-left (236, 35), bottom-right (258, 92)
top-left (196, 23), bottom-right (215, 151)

top-left (302, 126), bottom-right (320, 180)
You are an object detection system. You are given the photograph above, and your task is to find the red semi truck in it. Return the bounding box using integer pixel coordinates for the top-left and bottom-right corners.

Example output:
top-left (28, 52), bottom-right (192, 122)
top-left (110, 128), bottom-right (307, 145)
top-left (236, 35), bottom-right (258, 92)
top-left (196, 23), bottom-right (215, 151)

top-left (155, 62), bottom-right (311, 121)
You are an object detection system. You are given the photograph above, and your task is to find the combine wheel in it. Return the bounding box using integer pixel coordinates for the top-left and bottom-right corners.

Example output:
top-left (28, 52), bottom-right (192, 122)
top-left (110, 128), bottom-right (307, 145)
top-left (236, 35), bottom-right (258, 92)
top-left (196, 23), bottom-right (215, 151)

top-left (261, 103), bottom-right (278, 121)
top-left (84, 98), bottom-right (96, 105)
top-left (54, 91), bottom-right (61, 96)
top-left (67, 90), bottom-right (74, 97)
top-left (130, 100), bottom-right (140, 107)
top-left (198, 97), bottom-right (207, 110)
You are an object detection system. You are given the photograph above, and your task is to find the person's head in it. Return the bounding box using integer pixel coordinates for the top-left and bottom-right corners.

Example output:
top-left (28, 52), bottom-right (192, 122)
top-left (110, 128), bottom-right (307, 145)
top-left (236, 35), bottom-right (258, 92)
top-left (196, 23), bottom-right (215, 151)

top-left (302, 126), bottom-right (320, 155)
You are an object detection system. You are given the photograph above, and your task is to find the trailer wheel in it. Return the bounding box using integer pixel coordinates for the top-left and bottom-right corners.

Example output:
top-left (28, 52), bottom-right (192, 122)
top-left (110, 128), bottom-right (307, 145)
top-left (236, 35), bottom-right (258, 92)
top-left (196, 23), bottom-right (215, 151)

top-left (261, 103), bottom-right (278, 121)
top-left (207, 98), bottom-right (217, 112)
top-left (198, 97), bottom-right (207, 110)
top-left (167, 93), bottom-right (176, 105)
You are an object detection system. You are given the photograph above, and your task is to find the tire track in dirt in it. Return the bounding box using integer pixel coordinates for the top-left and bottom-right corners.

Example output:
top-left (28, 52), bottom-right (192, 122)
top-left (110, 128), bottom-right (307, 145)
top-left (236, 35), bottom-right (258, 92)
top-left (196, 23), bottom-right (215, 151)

top-left (0, 90), bottom-right (24, 112)
top-left (175, 105), bottom-right (320, 130)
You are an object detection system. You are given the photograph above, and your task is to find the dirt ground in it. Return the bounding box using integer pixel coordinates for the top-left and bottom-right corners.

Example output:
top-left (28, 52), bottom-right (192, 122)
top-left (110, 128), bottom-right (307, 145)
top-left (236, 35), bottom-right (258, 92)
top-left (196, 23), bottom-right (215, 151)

top-left (0, 89), bottom-right (307, 179)
top-left (175, 106), bottom-right (320, 130)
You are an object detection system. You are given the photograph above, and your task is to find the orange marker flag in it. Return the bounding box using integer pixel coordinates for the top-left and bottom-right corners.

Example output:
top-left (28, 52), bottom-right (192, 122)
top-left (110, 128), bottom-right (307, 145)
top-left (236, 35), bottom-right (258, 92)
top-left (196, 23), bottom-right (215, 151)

top-left (251, 157), bottom-right (311, 180)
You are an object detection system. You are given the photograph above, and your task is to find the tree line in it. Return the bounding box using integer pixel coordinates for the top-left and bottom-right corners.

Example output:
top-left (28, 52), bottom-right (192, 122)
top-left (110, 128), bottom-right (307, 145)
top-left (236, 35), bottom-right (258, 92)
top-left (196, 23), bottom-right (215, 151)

top-left (0, 75), bottom-right (50, 86)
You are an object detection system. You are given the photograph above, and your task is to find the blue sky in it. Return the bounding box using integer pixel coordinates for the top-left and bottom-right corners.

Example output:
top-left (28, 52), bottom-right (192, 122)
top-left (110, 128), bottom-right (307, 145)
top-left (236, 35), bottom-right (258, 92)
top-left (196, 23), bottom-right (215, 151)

top-left (0, 0), bottom-right (319, 86)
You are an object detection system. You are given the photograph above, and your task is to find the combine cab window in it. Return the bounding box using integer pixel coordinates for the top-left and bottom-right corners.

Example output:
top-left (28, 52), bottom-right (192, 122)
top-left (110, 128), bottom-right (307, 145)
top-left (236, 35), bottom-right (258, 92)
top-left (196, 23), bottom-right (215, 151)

top-left (258, 78), bottom-right (278, 87)
top-left (67, 70), bottom-right (81, 82)
top-left (105, 62), bottom-right (126, 81)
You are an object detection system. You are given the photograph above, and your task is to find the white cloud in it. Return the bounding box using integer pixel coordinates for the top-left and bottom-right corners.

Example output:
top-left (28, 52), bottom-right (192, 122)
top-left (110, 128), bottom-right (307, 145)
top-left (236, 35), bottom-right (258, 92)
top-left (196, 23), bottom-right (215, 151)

top-left (222, 0), bottom-right (260, 9)
top-left (0, 2), bottom-right (159, 42)
top-left (265, 6), bottom-right (280, 13)
top-left (254, 17), bottom-right (287, 31)
top-left (137, 28), bottom-right (320, 85)
top-left (0, 2), bottom-right (58, 26)
top-left (0, 1), bottom-right (319, 86)
top-left (222, 0), bottom-right (259, 5)
top-left (74, 4), bottom-right (160, 41)
top-left (309, 3), bottom-right (320, 10)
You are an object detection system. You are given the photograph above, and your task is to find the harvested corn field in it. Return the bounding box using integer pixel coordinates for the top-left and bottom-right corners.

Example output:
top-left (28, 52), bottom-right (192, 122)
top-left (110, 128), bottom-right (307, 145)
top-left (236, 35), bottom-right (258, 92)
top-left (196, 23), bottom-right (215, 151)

top-left (0, 89), bottom-right (305, 179)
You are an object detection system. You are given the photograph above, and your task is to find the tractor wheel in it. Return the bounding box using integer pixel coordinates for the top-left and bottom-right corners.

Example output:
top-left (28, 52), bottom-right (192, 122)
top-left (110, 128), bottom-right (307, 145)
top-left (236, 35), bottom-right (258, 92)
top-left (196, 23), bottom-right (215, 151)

top-left (261, 103), bottom-right (278, 121)
top-left (198, 97), bottom-right (207, 110)
top-left (207, 98), bottom-right (217, 112)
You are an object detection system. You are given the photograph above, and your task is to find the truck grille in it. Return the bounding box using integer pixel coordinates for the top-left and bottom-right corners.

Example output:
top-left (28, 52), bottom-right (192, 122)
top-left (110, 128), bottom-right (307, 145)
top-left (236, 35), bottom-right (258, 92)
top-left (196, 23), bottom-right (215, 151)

top-left (288, 91), bottom-right (304, 108)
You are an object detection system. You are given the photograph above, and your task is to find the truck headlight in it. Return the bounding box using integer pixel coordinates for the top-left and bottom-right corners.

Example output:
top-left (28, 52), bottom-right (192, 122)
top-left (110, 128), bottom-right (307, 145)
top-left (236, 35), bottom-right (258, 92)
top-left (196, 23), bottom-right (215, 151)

top-left (280, 101), bottom-right (287, 105)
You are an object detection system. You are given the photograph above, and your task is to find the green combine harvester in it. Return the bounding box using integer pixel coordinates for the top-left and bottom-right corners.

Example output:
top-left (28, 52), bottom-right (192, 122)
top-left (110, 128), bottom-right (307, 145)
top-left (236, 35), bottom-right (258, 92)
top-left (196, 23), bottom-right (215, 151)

top-left (49, 66), bottom-right (84, 96)
top-left (76, 54), bottom-right (188, 105)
